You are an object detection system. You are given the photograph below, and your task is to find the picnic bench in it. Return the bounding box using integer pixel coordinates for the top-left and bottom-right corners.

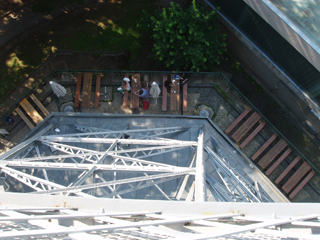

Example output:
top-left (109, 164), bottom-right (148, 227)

top-left (170, 75), bottom-right (180, 111)
top-left (130, 73), bottom-right (140, 109)
top-left (161, 75), bottom-right (188, 112)
top-left (122, 74), bottom-right (129, 108)
top-left (15, 94), bottom-right (49, 129)
top-left (82, 72), bottom-right (93, 107)
top-left (162, 76), bottom-right (168, 111)
top-left (95, 74), bottom-right (101, 109)
top-left (75, 73), bottom-right (82, 108)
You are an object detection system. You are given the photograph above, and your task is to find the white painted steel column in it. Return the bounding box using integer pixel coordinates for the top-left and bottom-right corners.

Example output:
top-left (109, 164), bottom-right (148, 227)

top-left (195, 127), bottom-right (205, 202)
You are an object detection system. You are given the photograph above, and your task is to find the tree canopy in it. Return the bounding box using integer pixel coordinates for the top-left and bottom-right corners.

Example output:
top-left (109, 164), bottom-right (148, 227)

top-left (139, 0), bottom-right (226, 71)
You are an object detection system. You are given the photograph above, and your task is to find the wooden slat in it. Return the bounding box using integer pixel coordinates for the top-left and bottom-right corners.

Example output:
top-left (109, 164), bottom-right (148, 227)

top-left (82, 72), bottom-right (93, 108)
top-left (30, 94), bottom-right (49, 116)
top-left (232, 112), bottom-right (261, 142)
top-left (225, 107), bottom-right (251, 134)
top-left (275, 156), bottom-right (300, 184)
top-left (240, 121), bottom-right (266, 148)
top-left (15, 107), bottom-right (34, 129)
top-left (162, 76), bottom-right (167, 111)
top-left (258, 139), bottom-right (288, 169)
top-left (75, 73), bottom-right (82, 107)
top-left (95, 74), bottom-right (101, 109)
top-left (19, 98), bottom-right (43, 125)
top-left (123, 74), bottom-right (129, 108)
top-left (289, 171), bottom-right (315, 199)
top-left (183, 82), bottom-right (187, 111)
top-left (266, 148), bottom-right (292, 176)
top-left (252, 133), bottom-right (278, 161)
top-left (282, 162), bottom-right (311, 193)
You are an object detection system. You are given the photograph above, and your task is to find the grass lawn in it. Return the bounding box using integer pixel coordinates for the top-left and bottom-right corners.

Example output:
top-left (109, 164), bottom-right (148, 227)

top-left (0, 0), bottom-right (155, 100)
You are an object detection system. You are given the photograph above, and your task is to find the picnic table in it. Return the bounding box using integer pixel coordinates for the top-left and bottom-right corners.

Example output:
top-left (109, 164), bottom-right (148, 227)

top-left (170, 76), bottom-right (180, 111)
top-left (82, 72), bottom-right (93, 107)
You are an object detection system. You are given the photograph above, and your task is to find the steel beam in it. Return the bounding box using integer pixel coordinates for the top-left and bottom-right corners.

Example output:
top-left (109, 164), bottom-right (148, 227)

top-left (195, 127), bottom-right (205, 202)
top-left (0, 166), bottom-right (92, 198)
top-left (32, 170), bottom-right (195, 195)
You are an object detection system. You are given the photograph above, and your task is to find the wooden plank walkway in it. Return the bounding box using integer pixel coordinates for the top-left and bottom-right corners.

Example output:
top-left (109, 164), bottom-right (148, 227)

top-left (162, 76), bottom-right (167, 111)
top-left (75, 73), bottom-right (82, 107)
top-left (289, 171), bottom-right (315, 199)
top-left (275, 156), bottom-right (301, 184)
top-left (258, 139), bottom-right (288, 169)
top-left (240, 121), bottom-right (266, 148)
top-left (266, 148), bottom-right (292, 176)
top-left (82, 72), bottom-right (92, 108)
top-left (224, 106), bottom-right (316, 199)
top-left (19, 98), bottom-right (43, 125)
top-left (252, 133), bottom-right (278, 161)
top-left (95, 74), bottom-right (101, 109)
top-left (30, 94), bottom-right (49, 116)
top-left (225, 107), bottom-right (251, 134)
top-left (282, 162), bottom-right (311, 193)
top-left (232, 112), bottom-right (261, 142)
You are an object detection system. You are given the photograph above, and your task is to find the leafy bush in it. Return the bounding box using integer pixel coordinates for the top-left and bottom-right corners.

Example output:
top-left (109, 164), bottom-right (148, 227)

top-left (139, 0), bottom-right (226, 71)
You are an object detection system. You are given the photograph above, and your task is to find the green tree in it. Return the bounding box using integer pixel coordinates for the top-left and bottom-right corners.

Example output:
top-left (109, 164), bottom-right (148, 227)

top-left (139, 0), bottom-right (226, 71)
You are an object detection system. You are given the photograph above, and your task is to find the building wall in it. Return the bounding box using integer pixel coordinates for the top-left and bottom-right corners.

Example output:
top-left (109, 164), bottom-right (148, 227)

top-left (205, 0), bottom-right (320, 131)
top-left (206, 0), bottom-right (320, 108)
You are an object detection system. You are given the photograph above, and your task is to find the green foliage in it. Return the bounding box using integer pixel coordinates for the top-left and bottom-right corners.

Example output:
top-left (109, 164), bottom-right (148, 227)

top-left (32, 0), bottom-right (84, 15)
top-left (139, 0), bottom-right (226, 71)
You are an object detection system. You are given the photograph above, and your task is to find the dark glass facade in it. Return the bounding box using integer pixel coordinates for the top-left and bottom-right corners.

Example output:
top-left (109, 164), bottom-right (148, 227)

top-left (207, 0), bottom-right (320, 103)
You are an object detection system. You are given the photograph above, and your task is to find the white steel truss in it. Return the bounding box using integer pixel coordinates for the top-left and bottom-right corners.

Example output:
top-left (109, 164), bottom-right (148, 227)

top-left (0, 123), bottom-right (276, 202)
top-left (0, 125), bottom-right (202, 201)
